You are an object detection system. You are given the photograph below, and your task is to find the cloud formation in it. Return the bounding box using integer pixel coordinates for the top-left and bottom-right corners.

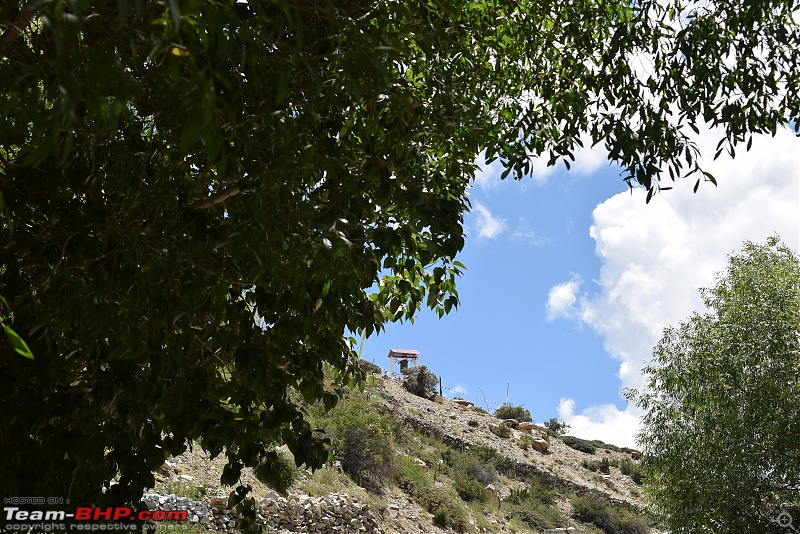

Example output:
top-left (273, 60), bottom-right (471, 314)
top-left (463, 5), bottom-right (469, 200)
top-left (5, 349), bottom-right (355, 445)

top-left (555, 127), bottom-right (800, 447)
top-left (472, 202), bottom-right (507, 239)
top-left (511, 218), bottom-right (551, 245)
top-left (546, 275), bottom-right (583, 321)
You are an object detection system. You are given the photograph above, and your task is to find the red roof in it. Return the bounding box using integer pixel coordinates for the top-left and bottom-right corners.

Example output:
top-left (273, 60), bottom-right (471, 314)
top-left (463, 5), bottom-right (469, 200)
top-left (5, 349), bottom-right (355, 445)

top-left (388, 349), bottom-right (420, 357)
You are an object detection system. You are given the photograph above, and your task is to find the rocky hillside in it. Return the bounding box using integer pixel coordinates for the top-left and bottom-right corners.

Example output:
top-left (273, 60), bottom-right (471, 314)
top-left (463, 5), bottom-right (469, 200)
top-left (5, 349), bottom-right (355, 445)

top-left (150, 373), bottom-right (661, 534)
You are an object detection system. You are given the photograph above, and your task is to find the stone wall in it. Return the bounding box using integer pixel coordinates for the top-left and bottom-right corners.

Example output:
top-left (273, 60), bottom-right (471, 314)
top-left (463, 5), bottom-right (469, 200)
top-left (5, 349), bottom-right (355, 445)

top-left (141, 491), bottom-right (382, 533)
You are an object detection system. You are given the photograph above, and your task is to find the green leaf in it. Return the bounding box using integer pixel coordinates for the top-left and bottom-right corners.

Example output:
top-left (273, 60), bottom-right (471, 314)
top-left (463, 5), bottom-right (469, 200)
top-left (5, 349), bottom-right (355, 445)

top-left (4, 325), bottom-right (34, 360)
top-left (168, 0), bottom-right (181, 31)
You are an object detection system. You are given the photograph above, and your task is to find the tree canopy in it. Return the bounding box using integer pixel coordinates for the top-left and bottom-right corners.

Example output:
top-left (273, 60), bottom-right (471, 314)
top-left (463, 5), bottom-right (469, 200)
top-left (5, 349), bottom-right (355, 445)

top-left (628, 237), bottom-right (800, 532)
top-left (2, 0), bottom-right (800, 517)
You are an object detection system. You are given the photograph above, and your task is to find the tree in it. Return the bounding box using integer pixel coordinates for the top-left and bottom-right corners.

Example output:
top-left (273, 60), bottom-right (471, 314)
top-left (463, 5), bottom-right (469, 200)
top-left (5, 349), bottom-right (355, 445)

top-left (403, 365), bottom-right (440, 399)
top-left (1, 0), bottom-right (799, 520)
top-left (494, 403), bottom-right (532, 422)
top-left (627, 237), bottom-right (800, 532)
top-left (544, 418), bottom-right (571, 435)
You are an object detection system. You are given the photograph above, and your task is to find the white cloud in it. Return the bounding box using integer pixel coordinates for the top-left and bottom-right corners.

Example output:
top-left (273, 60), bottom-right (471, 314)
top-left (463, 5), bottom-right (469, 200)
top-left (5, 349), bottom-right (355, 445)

top-left (472, 202), bottom-right (506, 239)
top-left (511, 218), bottom-right (550, 245)
top-left (558, 398), bottom-right (642, 448)
top-left (530, 133), bottom-right (609, 182)
top-left (473, 153), bottom-right (506, 190)
top-left (473, 133), bottom-right (609, 189)
top-left (546, 275), bottom-right (583, 321)
top-left (451, 384), bottom-right (469, 396)
top-left (557, 126), bottom-right (800, 447)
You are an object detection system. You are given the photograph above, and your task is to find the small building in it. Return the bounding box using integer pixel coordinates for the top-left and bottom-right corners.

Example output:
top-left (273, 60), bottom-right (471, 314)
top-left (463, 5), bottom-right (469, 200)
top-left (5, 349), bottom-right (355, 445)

top-left (387, 349), bottom-right (420, 373)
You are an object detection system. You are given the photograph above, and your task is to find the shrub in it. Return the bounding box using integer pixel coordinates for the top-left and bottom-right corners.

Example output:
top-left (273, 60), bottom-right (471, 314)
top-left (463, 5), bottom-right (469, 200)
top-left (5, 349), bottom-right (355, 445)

top-left (471, 446), bottom-right (500, 466)
top-left (163, 480), bottom-right (207, 500)
top-left (442, 448), bottom-right (496, 503)
top-left (442, 447), bottom-right (497, 502)
top-left (394, 455), bottom-right (431, 490)
top-left (254, 449), bottom-right (299, 495)
top-left (340, 427), bottom-right (393, 491)
top-left (599, 457), bottom-right (611, 474)
top-left (571, 493), bottom-right (649, 534)
top-left (454, 475), bottom-right (488, 503)
top-left (432, 505), bottom-right (470, 532)
top-left (494, 403), bottom-right (532, 422)
top-left (562, 435), bottom-right (596, 454)
top-left (358, 359), bottom-right (383, 374)
top-left (618, 458), bottom-right (644, 485)
top-left (413, 486), bottom-right (470, 533)
top-left (326, 392), bottom-right (395, 491)
top-left (582, 459), bottom-right (600, 472)
top-left (403, 365), bottom-right (439, 399)
top-left (467, 419), bottom-right (479, 428)
top-left (544, 417), bottom-right (571, 435)
top-left (273, 449), bottom-right (300, 494)
top-left (490, 422), bottom-right (511, 438)
top-left (589, 439), bottom-right (623, 453)
top-left (504, 479), bottom-right (564, 530)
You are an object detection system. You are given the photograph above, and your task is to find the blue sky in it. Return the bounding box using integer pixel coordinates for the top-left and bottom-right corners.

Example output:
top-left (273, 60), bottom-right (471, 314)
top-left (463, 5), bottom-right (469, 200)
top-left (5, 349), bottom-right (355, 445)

top-left (359, 128), bottom-right (800, 447)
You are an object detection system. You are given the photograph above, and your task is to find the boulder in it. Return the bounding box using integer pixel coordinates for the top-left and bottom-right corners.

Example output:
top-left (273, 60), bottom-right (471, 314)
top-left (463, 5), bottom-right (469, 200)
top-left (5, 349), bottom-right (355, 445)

top-left (453, 399), bottom-right (474, 411)
top-left (209, 497), bottom-right (228, 509)
top-left (517, 422), bottom-right (534, 432)
top-left (504, 418), bottom-right (519, 428)
top-left (531, 438), bottom-right (550, 454)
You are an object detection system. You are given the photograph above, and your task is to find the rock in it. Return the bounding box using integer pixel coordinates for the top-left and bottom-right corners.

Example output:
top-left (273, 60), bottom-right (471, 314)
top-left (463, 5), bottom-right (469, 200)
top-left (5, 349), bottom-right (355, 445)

top-left (209, 497), bottom-right (228, 509)
top-left (504, 418), bottom-right (519, 428)
top-left (517, 422), bottom-right (534, 432)
top-left (453, 399), bottom-right (474, 410)
top-left (531, 438), bottom-right (550, 454)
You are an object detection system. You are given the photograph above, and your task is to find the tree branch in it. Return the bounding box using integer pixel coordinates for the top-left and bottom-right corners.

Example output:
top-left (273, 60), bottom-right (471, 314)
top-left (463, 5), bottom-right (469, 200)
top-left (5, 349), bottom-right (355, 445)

top-left (0, 10), bottom-right (33, 54)
top-left (191, 186), bottom-right (241, 210)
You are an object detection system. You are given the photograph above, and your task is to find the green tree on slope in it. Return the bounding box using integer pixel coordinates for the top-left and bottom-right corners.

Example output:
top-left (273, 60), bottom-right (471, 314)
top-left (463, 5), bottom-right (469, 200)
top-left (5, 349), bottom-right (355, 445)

top-left (1, 0), bottom-right (800, 518)
top-left (628, 237), bottom-right (800, 532)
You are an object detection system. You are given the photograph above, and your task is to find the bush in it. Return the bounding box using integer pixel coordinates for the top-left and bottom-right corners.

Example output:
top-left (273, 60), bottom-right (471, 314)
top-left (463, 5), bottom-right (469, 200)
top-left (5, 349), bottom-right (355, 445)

top-left (453, 475), bottom-right (488, 503)
top-left (413, 486), bottom-right (470, 533)
top-left (589, 439), bottom-right (623, 453)
top-left (403, 365), bottom-right (439, 399)
top-left (572, 493), bottom-right (649, 534)
top-left (544, 417), bottom-right (571, 435)
top-left (599, 457), bottom-right (611, 474)
top-left (441, 448), bottom-right (496, 503)
top-left (340, 427), bottom-right (394, 491)
top-left (394, 455), bottom-right (431, 490)
top-left (562, 435), bottom-right (596, 454)
top-left (618, 458), bottom-right (644, 485)
top-left (490, 422), bottom-right (511, 438)
top-left (254, 449), bottom-right (298, 495)
top-left (582, 459), bottom-right (600, 472)
top-left (358, 359), bottom-right (383, 374)
top-left (494, 403), bottom-right (532, 422)
top-left (504, 479), bottom-right (565, 530)
top-left (326, 392), bottom-right (394, 492)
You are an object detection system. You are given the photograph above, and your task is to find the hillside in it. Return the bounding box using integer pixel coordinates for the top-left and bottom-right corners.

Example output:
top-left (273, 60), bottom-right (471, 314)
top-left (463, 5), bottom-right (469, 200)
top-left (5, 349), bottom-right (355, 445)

top-left (149, 372), bottom-right (662, 534)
